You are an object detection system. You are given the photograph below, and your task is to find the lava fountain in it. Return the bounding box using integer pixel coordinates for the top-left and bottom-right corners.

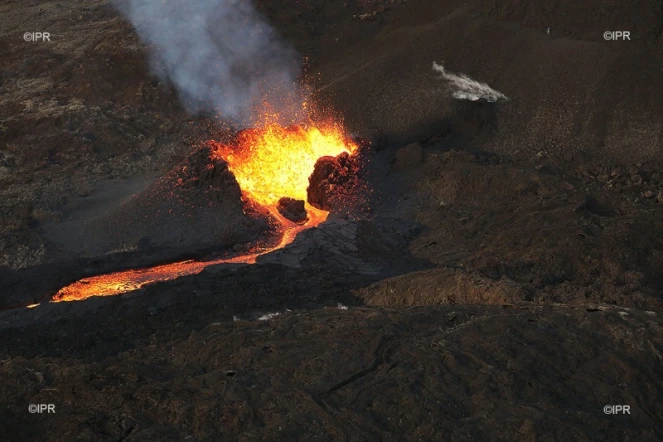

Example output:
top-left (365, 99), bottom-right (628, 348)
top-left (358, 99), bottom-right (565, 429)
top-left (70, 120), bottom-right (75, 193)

top-left (51, 122), bottom-right (358, 303)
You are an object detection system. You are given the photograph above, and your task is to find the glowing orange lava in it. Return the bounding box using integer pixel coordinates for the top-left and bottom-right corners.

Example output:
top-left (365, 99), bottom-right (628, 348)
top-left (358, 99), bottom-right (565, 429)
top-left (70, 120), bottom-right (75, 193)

top-left (213, 123), bottom-right (357, 206)
top-left (51, 122), bottom-right (358, 303)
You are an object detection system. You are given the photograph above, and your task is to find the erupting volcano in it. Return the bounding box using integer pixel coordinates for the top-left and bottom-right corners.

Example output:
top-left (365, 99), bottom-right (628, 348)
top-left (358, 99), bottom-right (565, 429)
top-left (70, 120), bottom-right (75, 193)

top-left (51, 121), bottom-right (359, 303)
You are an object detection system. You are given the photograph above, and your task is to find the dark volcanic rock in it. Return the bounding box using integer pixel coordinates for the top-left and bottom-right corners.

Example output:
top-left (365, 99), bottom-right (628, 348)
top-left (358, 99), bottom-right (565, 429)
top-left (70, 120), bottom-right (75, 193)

top-left (307, 152), bottom-right (363, 212)
top-left (276, 197), bottom-right (308, 224)
top-left (392, 142), bottom-right (424, 172)
top-left (172, 145), bottom-right (240, 197)
top-left (1, 297), bottom-right (661, 442)
top-left (43, 145), bottom-right (273, 262)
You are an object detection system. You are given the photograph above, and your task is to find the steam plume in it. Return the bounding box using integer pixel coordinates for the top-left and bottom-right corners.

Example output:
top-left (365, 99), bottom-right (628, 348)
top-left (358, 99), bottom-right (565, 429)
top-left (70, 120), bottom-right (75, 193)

top-left (117, 0), bottom-right (306, 126)
top-left (433, 62), bottom-right (508, 102)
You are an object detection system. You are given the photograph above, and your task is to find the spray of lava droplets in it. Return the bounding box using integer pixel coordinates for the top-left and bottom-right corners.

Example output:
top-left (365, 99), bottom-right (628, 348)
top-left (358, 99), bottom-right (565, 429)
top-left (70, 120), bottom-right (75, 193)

top-left (50, 117), bottom-right (359, 303)
top-left (213, 122), bottom-right (356, 206)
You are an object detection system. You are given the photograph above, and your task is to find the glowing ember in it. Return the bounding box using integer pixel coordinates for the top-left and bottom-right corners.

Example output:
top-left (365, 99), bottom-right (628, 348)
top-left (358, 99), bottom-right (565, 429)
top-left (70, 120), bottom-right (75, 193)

top-left (50, 121), bottom-right (358, 303)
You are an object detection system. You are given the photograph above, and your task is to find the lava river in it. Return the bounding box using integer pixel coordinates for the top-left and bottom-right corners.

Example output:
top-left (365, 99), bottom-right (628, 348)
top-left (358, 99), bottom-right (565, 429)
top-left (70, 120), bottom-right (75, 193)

top-left (51, 123), bottom-right (358, 303)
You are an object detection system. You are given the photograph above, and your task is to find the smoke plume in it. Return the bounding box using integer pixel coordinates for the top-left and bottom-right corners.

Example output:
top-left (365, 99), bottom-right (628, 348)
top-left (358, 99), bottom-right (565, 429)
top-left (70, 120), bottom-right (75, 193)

top-left (433, 62), bottom-right (508, 102)
top-left (117, 0), bottom-right (306, 126)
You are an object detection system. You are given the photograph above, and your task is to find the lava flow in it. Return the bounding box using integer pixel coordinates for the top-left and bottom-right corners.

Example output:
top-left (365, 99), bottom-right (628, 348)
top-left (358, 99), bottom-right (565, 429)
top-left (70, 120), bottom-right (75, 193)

top-left (51, 122), bottom-right (358, 303)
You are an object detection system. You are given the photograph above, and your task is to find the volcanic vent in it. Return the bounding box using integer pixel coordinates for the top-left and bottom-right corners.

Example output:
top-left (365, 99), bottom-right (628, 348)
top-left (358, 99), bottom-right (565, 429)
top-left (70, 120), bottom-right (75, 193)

top-left (52, 122), bottom-right (360, 302)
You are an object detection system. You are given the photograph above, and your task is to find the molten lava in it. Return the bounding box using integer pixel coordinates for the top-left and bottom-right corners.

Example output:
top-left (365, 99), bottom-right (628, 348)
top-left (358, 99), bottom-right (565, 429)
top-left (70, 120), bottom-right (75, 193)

top-left (51, 122), bottom-right (358, 303)
top-left (213, 123), bottom-right (357, 206)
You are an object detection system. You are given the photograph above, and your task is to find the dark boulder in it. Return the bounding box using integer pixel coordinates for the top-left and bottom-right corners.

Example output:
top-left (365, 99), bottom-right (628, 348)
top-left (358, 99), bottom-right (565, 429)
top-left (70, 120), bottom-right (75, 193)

top-left (307, 152), bottom-right (363, 212)
top-left (277, 197), bottom-right (308, 224)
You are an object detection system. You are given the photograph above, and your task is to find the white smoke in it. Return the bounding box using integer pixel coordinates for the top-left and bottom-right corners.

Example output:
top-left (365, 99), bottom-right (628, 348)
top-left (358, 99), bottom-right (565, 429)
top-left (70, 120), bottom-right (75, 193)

top-left (257, 312), bottom-right (281, 321)
top-left (432, 62), bottom-right (508, 102)
top-left (117, 0), bottom-right (306, 126)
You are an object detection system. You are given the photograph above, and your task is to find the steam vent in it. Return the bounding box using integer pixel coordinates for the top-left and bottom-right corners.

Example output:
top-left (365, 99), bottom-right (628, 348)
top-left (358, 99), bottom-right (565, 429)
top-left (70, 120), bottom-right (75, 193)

top-left (2, 0), bottom-right (663, 440)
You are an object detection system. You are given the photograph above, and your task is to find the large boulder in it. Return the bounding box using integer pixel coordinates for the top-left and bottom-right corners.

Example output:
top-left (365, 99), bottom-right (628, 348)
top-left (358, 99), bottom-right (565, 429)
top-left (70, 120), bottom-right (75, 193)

top-left (277, 197), bottom-right (308, 224)
top-left (307, 152), bottom-right (363, 213)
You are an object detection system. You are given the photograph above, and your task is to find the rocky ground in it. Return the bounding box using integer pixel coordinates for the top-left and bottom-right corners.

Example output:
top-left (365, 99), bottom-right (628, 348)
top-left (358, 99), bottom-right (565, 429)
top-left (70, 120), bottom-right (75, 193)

top-left (1, 0), bottom-right (662, 440)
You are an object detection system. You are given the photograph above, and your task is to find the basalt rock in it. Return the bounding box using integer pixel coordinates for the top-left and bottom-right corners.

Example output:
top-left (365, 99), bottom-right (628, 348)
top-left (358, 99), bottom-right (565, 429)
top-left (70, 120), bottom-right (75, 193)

top-left (307, 152), bottom-right (363, 212)
top-left (43, 145), bottom-right (273, 262)
top-left (392, 143), bottom-right (424, 172)
top-left (277, 197), bottom-right (308, 224)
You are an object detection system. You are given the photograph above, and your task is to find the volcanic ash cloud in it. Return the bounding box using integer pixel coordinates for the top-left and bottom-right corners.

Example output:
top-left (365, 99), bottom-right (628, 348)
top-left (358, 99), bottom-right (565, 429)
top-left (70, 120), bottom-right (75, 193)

top-left (433, 62), bottom-right (508, 102)
top-left (117, 0), bottom-right (306, 126)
